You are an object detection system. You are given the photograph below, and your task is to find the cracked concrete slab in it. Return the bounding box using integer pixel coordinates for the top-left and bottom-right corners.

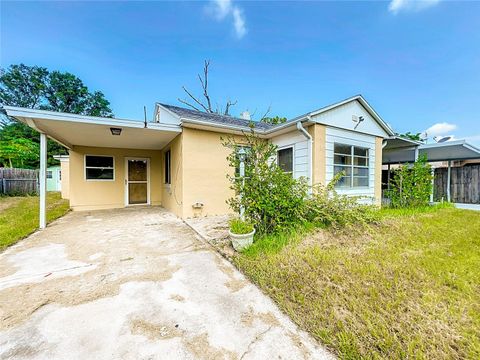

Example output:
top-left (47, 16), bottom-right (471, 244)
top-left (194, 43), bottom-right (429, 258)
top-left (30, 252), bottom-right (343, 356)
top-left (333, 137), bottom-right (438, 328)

top-left (0, 207), bottom-right (333, 359)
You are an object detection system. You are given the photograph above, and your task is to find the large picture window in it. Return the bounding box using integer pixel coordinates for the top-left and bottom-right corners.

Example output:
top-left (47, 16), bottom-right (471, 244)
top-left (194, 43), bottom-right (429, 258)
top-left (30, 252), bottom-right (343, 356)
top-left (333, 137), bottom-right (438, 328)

top-left (164, 150), bottom-right (171, 184)
top-left (85, 155), bottom-right (114, 180)
top-left (277, 147), bottom-right (293, 174)
top-left (333, 143), bottom-right (369, 188)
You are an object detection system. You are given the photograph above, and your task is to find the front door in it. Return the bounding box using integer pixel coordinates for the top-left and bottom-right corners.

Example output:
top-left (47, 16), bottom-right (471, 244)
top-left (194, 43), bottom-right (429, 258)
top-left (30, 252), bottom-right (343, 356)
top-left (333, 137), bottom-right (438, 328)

top-left (125, 158), bottom-right (150, 205)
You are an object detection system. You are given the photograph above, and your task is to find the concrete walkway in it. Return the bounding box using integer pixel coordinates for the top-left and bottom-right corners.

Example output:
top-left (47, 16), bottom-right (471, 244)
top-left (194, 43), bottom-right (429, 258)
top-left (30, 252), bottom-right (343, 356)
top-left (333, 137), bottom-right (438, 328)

top-left (455, 203), bottom-right (480, 211)
top-left (0, 207), bottom-right (332, 360)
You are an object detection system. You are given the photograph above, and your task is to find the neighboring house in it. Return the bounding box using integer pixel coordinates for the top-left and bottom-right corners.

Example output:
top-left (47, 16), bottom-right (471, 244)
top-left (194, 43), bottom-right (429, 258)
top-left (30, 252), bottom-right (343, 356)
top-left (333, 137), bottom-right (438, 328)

top-left (46, 165), bottom-right (61, 191)
top-left (4, 95), bottom-right (395, 218)
top-left (53, 155), bottom-right (70, 199)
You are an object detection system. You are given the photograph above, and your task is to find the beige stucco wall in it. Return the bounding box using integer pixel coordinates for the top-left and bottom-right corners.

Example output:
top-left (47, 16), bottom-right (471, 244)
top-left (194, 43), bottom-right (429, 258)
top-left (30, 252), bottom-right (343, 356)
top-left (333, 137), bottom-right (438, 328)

top-left (69, 146), bottom-right (163, 211)
top-left (308, 124), bottom-right (326, 186)
top-left (59, 159), bottom-right (70, 200)
top-left (161, 134), bottom-right (184, 218)
top-left (375, 136), bottom-right (383, 205)
top-left (181, 128), bottom-right (236, 218)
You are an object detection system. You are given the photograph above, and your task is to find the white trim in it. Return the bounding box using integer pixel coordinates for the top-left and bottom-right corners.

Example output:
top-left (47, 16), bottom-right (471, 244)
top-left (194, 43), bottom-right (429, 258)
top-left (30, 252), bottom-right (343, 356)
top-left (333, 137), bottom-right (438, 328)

top-left (124, 157), bottom-right (151, 206)
top-left (84, 154), bottom-right (115, 182)
top-left (3, 106), bottom-right (182, 133)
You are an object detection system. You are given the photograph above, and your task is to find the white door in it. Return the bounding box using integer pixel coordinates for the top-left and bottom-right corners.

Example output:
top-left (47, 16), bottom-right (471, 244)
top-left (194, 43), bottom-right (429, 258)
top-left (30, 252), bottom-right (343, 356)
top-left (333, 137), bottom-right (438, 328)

top-left (125, 158), bottom-right (150, 205)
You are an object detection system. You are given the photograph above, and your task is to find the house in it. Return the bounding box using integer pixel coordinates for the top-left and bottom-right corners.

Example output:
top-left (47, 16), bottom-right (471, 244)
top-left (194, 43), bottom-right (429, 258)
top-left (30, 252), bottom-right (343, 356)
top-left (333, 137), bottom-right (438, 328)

top-left (46, 165), bottom-right (61, 191)
top-left (4, 95), bottom-right (395, 223)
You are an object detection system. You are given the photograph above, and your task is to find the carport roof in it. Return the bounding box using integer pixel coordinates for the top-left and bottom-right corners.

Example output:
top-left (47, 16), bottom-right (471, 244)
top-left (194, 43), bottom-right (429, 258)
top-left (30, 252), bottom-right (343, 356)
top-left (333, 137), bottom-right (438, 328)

top-left (383, 139), bottom-right (480, 164)
top-left (3, 106), bottom-right (181, 150)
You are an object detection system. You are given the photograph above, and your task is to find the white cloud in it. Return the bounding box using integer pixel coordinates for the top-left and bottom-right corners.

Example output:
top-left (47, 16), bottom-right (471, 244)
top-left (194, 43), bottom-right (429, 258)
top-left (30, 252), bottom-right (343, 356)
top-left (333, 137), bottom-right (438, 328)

top-left (425, 122), bottom-right (457, 137)
top-left (388, 0), bottom-right (441, 14)
top-left (207, 0), bottom-right (247, 39)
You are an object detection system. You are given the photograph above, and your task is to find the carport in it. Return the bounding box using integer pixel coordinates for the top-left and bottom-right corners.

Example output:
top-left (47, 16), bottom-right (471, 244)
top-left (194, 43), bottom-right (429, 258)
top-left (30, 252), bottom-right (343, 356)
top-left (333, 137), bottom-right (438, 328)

top-left (383, 139), bottom-right (480, 202)
top-left (3, 106), bottom-right (181, 228)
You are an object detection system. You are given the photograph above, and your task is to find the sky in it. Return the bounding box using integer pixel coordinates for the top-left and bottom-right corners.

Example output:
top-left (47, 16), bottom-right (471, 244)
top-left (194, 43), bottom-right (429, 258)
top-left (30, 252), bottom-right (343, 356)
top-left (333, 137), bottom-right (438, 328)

top-left (1, 0), bottom-right (480, 145)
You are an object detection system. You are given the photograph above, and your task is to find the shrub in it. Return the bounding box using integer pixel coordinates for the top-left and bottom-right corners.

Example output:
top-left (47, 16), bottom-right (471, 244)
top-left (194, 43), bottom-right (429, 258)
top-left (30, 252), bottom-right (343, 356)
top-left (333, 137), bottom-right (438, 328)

top-left (305, 173), bottom-right (379, 228)
top-left (385, 155), bottom-right (433, 208)
top-left (223, 130), bottom-right (309, 234)
top-left (229, 218), bottom-right (254, 234)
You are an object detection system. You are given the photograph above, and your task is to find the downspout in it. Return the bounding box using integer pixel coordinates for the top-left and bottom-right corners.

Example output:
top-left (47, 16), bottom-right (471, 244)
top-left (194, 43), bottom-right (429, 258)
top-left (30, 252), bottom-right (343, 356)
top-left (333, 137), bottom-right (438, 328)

top-left (296, 120), bottom-right (313, 190)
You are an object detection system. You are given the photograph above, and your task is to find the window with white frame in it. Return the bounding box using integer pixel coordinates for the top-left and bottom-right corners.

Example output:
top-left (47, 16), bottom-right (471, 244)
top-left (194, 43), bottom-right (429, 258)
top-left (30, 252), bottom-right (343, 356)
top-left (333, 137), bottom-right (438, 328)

top-left (333, 143), bottom-right (369, 188)
top-left (277, 147), bottom-right (293, 174)
top-left (85, 155), bottom-right (114, 180)
top-left (46, 171), bottom-right (53, 179)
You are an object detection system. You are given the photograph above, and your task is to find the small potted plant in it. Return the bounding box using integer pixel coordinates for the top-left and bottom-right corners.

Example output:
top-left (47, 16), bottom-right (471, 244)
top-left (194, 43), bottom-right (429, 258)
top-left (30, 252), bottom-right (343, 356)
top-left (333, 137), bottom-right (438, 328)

top-left (229, 218), bottom-right (255, 251)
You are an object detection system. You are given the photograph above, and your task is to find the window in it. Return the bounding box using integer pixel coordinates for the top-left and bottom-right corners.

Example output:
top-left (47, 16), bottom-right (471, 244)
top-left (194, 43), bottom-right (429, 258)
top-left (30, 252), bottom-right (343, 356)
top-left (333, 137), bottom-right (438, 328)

top-left (277, 147), bottom-right (293, 174)
top-left (85, 155), bottom-right (114, 180)
top-left (164, 150), bottom-right (171, 184)
top-left (46, 171), bottom-right (53, 179)
top-left (333, 143), bottom-right (369, 188)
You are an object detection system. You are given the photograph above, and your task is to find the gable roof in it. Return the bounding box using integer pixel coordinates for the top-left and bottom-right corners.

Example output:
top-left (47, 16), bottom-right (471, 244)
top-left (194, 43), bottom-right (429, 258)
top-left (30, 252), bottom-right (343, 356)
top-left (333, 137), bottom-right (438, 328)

top-left (157, 95), bottom-right (395, 137)
top-left (157, 103), bottom-right (276, 131)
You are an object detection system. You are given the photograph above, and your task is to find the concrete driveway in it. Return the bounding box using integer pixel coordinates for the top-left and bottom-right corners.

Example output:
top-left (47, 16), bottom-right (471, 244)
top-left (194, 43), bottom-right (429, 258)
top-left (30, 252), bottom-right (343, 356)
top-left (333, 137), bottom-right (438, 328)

top-left (0, 207), bottom-right (332, 360)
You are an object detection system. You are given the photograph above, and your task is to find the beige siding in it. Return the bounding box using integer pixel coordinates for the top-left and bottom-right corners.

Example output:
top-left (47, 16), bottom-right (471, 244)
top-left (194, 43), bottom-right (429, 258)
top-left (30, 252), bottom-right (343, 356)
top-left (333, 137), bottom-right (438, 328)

top-left (375, 136), bottom-right (383, 205)
top-left (69, 146), bottom-right (163, 211)
top-left (181, 128), bottom-right (236, 218)
top-left (161, 134), bottom-right (184, 218)
top-left (308, 124), bottom-right (326, 186)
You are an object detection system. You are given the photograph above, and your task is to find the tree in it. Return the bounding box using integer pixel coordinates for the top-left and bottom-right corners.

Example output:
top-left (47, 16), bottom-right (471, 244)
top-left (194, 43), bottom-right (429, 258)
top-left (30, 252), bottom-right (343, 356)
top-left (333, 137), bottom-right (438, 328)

top-left (178, 60), bottom-right (237, 116)
top-left (261, 116), bottom-right (287, 125)
top-left (0, 64), bottom-right (48, 112)
top-left (0, 64), bottom-right (114, 168)
top-left (398, 132), bottom-right (423, 142)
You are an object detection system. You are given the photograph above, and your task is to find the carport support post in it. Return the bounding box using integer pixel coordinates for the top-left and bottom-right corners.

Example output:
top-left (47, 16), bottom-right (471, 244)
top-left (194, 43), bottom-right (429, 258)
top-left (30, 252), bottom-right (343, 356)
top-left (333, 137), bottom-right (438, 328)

top-left (39, 133), bottom-right (47, 229)
top-left (430, 166), bottom-right (435, 203)
top-left (447, 160), bottom-right (451, 202)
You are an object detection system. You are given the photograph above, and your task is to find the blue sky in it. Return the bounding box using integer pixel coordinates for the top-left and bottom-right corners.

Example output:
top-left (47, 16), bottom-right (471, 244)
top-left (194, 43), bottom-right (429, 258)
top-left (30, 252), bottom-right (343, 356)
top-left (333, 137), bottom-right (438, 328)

top-left (1, 0), bottom-right (480, 144)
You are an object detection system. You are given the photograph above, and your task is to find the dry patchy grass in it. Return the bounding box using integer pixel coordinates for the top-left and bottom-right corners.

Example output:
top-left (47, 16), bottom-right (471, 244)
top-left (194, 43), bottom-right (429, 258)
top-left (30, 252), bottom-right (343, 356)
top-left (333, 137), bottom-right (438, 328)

top-left (234, 207), bottom-right (480, 359)
top-left (0, 192), bottom-right (70, 250)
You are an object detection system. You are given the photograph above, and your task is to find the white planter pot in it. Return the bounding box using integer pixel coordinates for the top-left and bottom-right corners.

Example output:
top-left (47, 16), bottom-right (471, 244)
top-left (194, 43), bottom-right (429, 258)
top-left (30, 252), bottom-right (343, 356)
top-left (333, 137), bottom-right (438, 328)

top-left (229, 228), bottom-right (255, 252)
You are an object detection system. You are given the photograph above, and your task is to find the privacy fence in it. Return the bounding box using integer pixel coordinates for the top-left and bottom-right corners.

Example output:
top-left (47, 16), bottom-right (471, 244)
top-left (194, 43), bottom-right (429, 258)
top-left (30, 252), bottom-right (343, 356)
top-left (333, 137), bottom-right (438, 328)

top-left (0, 168), bottom-right (39, 195)
top-left (434, 165), bottom-right (480, 204)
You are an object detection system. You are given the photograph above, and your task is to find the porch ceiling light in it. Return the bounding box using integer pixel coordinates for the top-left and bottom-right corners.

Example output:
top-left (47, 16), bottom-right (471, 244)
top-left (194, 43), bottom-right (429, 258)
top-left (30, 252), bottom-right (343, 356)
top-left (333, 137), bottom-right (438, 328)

top-left (110, 127), bottom-right (122, 136)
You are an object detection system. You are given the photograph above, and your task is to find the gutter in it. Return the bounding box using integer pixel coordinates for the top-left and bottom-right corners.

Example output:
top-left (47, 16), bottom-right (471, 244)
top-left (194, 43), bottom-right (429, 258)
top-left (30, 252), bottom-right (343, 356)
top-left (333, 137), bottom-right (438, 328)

top-left (296, 120), bottom-right (313, 189)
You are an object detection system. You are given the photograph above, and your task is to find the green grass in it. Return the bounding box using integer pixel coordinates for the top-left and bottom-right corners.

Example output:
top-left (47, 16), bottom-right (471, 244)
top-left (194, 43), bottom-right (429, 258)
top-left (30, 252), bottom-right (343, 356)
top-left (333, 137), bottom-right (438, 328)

top-left (234, 207), bottom-right (480, 359)
top-left (0, 192), bottom-right (70, 250)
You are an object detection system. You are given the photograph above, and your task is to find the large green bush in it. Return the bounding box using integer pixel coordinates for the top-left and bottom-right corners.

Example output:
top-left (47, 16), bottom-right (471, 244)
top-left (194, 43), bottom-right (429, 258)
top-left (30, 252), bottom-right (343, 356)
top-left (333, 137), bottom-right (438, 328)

top-left (385, 155), bottom-right (433, 208)
top-left (223, 130), bottom-right (308, 234)
top-left (224, 130), bottom-right (377, 234)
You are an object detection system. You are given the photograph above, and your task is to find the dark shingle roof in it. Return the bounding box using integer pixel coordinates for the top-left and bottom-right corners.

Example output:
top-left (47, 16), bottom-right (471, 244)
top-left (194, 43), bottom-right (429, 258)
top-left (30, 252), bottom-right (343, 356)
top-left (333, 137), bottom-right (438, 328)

top-left (159, 103), bottom-right (276, 131)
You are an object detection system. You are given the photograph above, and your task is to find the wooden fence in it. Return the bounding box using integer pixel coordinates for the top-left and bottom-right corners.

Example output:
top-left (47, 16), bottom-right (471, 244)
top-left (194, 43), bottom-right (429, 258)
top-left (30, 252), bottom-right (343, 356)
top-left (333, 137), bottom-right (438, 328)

top-left (434, 165), bottom-right (480, 204)
top-left (0, 168), bottom-right (39, 195)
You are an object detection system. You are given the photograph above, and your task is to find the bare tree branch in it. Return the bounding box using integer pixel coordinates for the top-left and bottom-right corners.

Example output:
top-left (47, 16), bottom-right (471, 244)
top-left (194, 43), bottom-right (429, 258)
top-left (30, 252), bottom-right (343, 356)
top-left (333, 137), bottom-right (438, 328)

top-left (259, 104), bottom-right (272, 121)
top-left (181, 86), bottom-right (209, 112)
top-left (180, 60), bottom-right (237, 116)
top-left (177, 97), bottom-right (202, 112)
top-left (224, 99), bottom-right (237, 116)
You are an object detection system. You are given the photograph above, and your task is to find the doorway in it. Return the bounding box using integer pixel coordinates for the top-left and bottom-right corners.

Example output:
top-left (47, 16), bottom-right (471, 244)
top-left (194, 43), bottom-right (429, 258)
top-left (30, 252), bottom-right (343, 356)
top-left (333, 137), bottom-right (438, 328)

top-left (125, 158), bottom-right (150, 205)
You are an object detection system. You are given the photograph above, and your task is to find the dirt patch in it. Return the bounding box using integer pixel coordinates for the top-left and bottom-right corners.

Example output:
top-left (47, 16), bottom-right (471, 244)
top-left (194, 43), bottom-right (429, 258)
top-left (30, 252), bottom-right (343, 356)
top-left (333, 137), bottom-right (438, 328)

top-left (214, 255), bottom-right (248, 293)
top-left (170, 294), bottom-right (185, 302)
top-left (240, 306), bottom-right (280, 328)
top-left (184, 333), bottom-right (238, 360)
top-left (130, 318), bottom-right (183, 340)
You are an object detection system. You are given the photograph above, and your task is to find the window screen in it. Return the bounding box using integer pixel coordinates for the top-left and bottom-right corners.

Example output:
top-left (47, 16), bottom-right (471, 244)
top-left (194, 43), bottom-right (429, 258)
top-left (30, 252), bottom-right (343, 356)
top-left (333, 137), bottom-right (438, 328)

top-left (277, 147), bottom-right (293, 174)
top-left (85, 155), bottom-right (114, 180)
top-left (333, 143), bottom-right (369, 188)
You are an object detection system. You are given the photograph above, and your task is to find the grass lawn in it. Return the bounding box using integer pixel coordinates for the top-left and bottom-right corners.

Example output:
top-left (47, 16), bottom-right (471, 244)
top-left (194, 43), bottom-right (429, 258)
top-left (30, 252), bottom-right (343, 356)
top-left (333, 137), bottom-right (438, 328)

top-left (234, 207), bottom-right (480, 359)
top-left (0, 192), bottom-right (70, 251)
